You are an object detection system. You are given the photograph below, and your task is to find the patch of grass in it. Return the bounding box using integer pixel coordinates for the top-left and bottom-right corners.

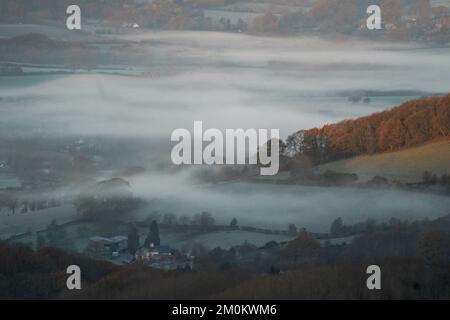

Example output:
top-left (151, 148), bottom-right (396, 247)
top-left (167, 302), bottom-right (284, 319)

top-left (316, 140), bottom-right (450, 183)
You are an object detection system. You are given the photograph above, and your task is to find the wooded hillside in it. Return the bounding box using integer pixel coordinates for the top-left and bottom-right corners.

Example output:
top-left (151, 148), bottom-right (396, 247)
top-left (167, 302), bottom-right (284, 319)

top-left (302, 94), bottom-right (450, 163)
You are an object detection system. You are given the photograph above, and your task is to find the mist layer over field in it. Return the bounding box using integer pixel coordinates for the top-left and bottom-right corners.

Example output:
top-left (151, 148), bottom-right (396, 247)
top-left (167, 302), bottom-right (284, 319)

top-left (1, 32), bottom-right (449, 139)
top-left (130, 178), bottom-right (450, 232)
top-left (1, 31), bottom-right (449, 233)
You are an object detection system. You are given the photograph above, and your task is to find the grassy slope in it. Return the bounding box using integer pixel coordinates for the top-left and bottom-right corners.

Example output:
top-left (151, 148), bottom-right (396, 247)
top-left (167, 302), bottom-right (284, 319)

top-left (316, 139), bottom-right (450, 183)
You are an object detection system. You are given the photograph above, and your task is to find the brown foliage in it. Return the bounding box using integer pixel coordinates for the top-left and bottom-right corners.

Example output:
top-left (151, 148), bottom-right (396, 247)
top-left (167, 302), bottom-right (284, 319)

top-left (304, 94), bottom-right (450, 163)
top-left (0, 242), bottom-right (118, 299)
top-left (62, 267), bottom-right (251, 300)
top-left (282, 232), bottom-right (321, 265)
top-left (417, 230), bottom-right (450, 266)
top-left (214, 257), bottom-right (450, 300)
top-left (249, 13), bottom-right (279, 34)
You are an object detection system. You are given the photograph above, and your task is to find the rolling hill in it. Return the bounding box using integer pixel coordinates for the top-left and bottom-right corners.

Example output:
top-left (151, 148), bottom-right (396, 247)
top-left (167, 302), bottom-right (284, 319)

top-left (284, 94), bottom-right (450, 164)
top-left (315, 139), bottom-right (450, 183)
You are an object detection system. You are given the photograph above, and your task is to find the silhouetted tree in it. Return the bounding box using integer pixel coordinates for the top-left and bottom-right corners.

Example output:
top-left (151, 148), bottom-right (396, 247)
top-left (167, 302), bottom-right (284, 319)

top-left (193, 212), bottom-right (215, 231)
top-left (144, 221), bottom-right (160, 247)
top-left (46, 220), bottom-right (66, 247)
top-left (423, 171), bottom-right (438, 185)
top-left (6, 197), bottom-right (17, 215)
top-left (330, 217), bottom-right (344, 236)
top-left (283, 231), bottom-right (320, 265)
top-left (36, 234), bottom-right (46, 250)
top-left (440, 174), bottom-right (449, 186)
top-left (288, 224), bottom-right (298, 235)
top-left (162, 213), bottom-right (177, 225)
top-left (179, 215), bottom-right (191, 226)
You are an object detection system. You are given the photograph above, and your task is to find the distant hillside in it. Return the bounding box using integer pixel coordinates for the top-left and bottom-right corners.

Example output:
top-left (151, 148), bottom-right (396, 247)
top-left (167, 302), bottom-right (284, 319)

top-left (284, 94), bottom-right (450, 164)
top-left (316, 140), bottom-right (450, 183)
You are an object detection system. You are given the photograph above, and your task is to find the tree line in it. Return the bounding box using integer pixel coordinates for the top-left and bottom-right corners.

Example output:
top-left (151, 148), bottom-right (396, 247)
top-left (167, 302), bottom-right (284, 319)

top-left (1, 213), bottom-right (450, 299)
top-left (297, 94), bottom-right (450, 163)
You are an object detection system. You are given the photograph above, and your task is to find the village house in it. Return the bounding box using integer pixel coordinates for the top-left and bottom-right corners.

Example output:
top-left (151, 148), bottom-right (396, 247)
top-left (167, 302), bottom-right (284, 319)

top-left (135, 244), bottom-right (193, 271)
top-left (433, 15), bottom-right (450, 30)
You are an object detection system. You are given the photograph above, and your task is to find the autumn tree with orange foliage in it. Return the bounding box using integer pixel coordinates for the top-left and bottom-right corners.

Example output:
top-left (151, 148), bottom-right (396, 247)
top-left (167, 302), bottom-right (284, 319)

top-left (301, 94), bottom-right (450, 163)
top-left (249, 13), bottom-right (280, 34)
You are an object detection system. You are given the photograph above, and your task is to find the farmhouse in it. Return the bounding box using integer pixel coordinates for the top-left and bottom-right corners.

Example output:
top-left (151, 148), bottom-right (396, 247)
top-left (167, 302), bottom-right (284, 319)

top-left (135, 245), bottom-right (193, 271)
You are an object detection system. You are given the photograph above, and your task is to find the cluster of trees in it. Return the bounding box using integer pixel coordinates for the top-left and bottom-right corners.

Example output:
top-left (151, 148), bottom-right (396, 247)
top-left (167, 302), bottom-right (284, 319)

top-left (68, 215), bottom-right (450, 299)
top-left (280, 0), bottom-right (448, 40)
top-left (0, 0), bottom-right (185, 30)
top-left (330, 216), bottom-right (378, 237)
top-left (0, 242), bottom-right (118, 299)
top-left (2, 0), bottom-right (448, 41)
top-left (128, 220), bottom-right (161, 254)
top-left (127, 220), bottom-right (161, 254)
top-left (248, 13), bottom-right (280, 34)
top-left (144, 211), bottom-right (216, 230)
top-left (282, 231), bottom-right (320, 266)
top-left (1, 212), bottom-right (450, 299)
top-left (329, 214), bottom-right (450, 247)
top-left (0, 192), bottom-right (64, 216)
top-left (74, 194), bottom-right (142, 221)
top-left (74, 179), bottom-right (142, 222)
top-left (0, 0), bottom-right (136, 22)
top-left (297, 94), bottom-right (450, 164)
top-left (187, 0), bottom-right (447, 38)
top-left (213, 257), bottom-right (449, 299)
top-left (307, 0), bottom-right (368, 32)
top-left (0, 192), bottom-right (18, 215)
top-left (423, 171), bottom-right (450, 186)
top-left (36, 220), bottom-right (73, 251)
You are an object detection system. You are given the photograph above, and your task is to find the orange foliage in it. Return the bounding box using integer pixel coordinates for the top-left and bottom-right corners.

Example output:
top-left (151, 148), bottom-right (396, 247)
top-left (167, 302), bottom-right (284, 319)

top-left (304, 94), bottom-right (450, 162)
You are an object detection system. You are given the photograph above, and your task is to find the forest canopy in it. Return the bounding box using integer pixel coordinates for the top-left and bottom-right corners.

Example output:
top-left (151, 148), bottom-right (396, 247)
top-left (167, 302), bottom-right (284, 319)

top-left (299, 94), bottom-right (450, 163)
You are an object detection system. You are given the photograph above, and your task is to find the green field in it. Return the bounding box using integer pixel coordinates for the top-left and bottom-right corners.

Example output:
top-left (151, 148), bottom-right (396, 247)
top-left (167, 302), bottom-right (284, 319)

top-left (316, 140), bottom-right (450, 183)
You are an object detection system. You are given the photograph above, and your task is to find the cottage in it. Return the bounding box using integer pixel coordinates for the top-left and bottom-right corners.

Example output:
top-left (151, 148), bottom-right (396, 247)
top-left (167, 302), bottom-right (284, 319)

top-left (136, 244), bottom-right (172, 259)
top-left (135, 245), bottom-right (193, 271)
top-left (434, 16), bottom-right (450, 30)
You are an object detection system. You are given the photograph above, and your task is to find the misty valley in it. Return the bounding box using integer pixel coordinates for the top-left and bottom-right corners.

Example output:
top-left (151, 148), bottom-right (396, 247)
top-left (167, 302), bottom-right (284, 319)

top-left (0, 0), bottom-right (450, 300)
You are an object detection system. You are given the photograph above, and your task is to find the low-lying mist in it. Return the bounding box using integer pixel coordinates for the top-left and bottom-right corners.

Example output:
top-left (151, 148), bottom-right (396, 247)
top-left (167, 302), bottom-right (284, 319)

top-left (1, 31), bottom-right (449, 232)
top-left (1, 32), bottom-right (449, 140)
top-left (126, 171), bottom-right (450, 232)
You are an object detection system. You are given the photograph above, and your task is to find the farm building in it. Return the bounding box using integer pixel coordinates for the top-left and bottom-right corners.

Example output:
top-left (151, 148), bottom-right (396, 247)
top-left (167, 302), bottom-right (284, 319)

top-left (135, 245), bottom-right (193, 271)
